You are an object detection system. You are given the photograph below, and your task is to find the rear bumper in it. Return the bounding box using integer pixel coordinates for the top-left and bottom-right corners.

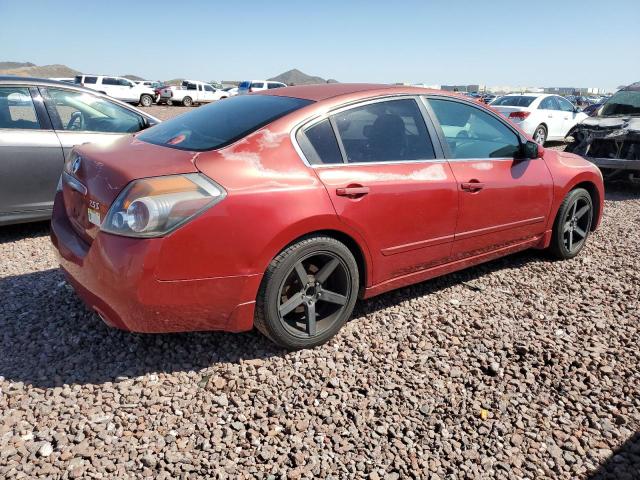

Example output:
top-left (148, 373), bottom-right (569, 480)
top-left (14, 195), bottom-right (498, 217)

top-left (50, 192), bottom-right (260, 333)
top-left (586, 157), bottom-right (640, 171)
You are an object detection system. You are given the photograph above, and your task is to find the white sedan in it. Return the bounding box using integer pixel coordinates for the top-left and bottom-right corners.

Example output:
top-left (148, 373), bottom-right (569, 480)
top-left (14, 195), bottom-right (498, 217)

top-left (490, 94), bottom-right (588, 145)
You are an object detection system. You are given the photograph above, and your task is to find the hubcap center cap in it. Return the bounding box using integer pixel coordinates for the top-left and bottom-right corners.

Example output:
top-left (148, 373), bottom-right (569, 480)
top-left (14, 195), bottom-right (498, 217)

top-left (304, 282), bottom-right (321, 299)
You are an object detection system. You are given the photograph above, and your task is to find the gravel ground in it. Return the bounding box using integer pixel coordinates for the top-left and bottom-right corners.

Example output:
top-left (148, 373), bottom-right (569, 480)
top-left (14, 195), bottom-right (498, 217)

top-left (1, 106), bottom-right (639, 479)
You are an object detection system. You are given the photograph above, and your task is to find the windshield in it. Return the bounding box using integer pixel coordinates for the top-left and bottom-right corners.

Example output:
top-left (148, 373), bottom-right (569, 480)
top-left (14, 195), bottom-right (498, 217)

top-left (599, 90), bottom-right (640, 116)
top-left (137, 94), bottom-right (313, 151)
top-left (491, 96), bottom-right (536, 107)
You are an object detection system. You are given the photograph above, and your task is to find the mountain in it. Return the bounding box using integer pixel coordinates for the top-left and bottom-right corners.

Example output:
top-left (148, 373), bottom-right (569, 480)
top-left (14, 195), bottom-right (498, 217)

top-left (0, 62), bottom-right (81, 78)
top-left (269, 68), bottom-right (338, 86)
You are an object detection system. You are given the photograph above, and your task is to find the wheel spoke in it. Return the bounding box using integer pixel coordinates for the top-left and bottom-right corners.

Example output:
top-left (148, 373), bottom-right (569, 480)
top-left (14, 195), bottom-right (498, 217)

top-left (294, 261), bottom-right (309, 285)
top-left (279, 293), bottom-right (304, 316)
top-left (306, 302), bottom-right (317, 336)
top-left (575, 205), bottom-right (590, 220)
top-left (568, 229), bottom-right (574, 251)
top-left (563, 221), bottom-right (571, 233)
top-left (320, 289), bottom-right (347, 305)
top-left (316, 258), bottom-right (340, 284)
top-left (574, 226), bottom-right (587, 239)
top-left (571, 201), bottom-right (577, 218)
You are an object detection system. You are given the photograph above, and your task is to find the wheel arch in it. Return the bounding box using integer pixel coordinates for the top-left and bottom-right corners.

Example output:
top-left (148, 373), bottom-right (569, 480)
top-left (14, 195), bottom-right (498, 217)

top-left (572, 180), bottom-right (601, 231)
top-left (261, 227), bottom-right (372, 296)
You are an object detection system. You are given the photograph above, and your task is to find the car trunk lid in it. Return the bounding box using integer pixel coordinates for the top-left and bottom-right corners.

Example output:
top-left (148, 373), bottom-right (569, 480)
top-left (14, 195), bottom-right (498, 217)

top-left (61, 135), bottom-right (199, 244)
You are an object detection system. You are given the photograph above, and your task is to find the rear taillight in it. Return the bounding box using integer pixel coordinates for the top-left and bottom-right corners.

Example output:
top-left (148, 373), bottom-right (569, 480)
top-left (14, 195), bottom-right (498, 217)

top-left (509, 111), bottom-right (530, 120)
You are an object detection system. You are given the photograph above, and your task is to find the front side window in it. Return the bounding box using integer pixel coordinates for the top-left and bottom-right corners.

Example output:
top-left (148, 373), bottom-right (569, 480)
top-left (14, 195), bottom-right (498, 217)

top-left (0, 87), bottom-right (40, 130)
top-left (252, 82), bottom-right (264, 89)
top-left (138, 94), bottom-right (313, 151)
top-left (268, 83), bottom-right (284, 89)
top-left (204, 85), bottom-right (214, 92)
top-left (428, 98), bottom-right (520, 159)
top-left (297, 119), bottom-right (343, 165)
top-left (44, 88), bottom-right (145, 133)
top-left (332, 99), bottom-right (436, 163)
top-left (118, 79), bottom-right (133, 87)
top-left (102, 77), bottom-right (118, 86)
top-left (556, 96), bottom-right (575, 112)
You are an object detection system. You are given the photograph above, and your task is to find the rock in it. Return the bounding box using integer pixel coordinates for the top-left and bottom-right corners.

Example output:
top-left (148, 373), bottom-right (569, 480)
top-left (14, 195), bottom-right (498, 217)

top-left (38, 442), bottom-right (53, 457)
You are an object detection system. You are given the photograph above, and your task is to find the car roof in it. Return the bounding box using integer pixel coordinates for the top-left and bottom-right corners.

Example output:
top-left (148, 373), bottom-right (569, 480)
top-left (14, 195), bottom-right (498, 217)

top-left (500, 93), bottom-right (551, 98)
top-left (0, 75), bottom-right (90, 89)
top-left (257, 83), bottom-right (446, 102)
top-left (623, 82), bottom-right (640, 91)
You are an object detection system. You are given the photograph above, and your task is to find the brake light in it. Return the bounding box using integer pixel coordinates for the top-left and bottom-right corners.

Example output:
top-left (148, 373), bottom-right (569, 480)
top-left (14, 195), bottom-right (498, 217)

top-left (509, 111), bottom-right (530, 120)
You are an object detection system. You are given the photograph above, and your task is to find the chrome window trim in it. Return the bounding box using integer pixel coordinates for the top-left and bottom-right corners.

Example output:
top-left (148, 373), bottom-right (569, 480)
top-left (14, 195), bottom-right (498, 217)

top-left (290, 94), bottom-right (442, 168)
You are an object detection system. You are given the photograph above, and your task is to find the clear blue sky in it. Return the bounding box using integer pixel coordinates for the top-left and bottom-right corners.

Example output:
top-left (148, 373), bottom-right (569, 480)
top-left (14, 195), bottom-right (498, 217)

top-left (1, 0), bottom-right (638, 91)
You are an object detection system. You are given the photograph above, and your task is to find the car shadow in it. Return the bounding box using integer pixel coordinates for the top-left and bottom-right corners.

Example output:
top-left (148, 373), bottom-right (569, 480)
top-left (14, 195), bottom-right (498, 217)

top-left (0, 247), bottom-right (547, 388)
top-left (0, 220), bottom-right (50, 244)
top-left (587, 432), bottom-right (640, 479)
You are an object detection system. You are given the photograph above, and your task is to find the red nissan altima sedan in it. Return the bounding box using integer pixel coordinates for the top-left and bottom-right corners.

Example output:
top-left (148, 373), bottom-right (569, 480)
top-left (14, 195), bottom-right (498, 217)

top-left (51, 84), bottom-right (604, 349)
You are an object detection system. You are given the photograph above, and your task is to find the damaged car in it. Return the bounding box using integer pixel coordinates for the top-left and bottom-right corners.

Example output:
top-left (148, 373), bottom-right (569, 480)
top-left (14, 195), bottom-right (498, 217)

top-left (566, 82), bottom-right (640, 181)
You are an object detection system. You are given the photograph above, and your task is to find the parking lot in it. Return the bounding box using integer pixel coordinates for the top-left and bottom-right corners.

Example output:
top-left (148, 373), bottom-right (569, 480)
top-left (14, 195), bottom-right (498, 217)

top-left (0, 105), bottom-right (637, 479)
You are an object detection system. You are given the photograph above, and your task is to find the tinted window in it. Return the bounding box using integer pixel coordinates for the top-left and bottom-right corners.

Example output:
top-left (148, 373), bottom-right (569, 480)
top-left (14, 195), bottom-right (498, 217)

top-left (118, 79), bottom-right (133, 87)
top-left (138, 95), bottom-right (313, 151)
top-left (429, 98), bottom-right (520, 159)
top-left (102, 77), bottom-right (118, 86)
top-left (252, 82), bottom-right (264, 89)
top-left (268, 83), bottom-right (284, 89)
top-left (74, 76), bottom-right (82, 84)
top-left (332, 99), bottom-right (435, 163)
top-left (204, 85), bottom-right (215, 92)
top-left (491, 96), bottom-right (536, 107)
top-left (84, 76), bottom-right (97, 84)
top-left (297, 119), bottom-right (343, 164)
top-left (45, 88), bottom-right (145, 133)
top-left (0, 87), bottom-right (40, 130)
top-left (185, 82), bottom-right (197, 91)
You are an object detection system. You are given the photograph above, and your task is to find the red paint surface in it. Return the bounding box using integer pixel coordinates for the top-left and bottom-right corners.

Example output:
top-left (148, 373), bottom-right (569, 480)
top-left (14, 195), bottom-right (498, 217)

top-left (50, 84), bottom-right (604, 333)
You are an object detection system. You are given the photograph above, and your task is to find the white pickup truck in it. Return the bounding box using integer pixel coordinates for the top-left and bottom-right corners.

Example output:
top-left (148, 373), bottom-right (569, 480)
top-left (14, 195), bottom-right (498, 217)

top-left (159, 80), bottom-right (228, 107)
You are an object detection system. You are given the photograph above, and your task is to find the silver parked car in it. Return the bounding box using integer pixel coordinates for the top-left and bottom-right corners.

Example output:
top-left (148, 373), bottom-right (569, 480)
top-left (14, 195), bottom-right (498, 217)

top-left (0, 77), bottom-right (159, 226)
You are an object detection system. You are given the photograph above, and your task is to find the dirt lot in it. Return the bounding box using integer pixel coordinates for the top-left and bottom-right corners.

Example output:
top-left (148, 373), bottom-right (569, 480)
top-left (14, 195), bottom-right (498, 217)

top-left (1, 105), bottom-right (639, 479)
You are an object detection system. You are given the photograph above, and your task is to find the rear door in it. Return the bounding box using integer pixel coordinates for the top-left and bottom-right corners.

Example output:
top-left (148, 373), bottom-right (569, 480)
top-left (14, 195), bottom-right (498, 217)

top-left (425, 96), bottom-right (553, 260)
top-left (556, 95), bottom-right (582, 135)
top-left (300, 97), bottom-right (459, 286)
top-left (0, 86), bottom-right (64, 219)
top-left (538, 96), bottom-right (563, 138)
top-left (40, 86), bottom-right (149, 158)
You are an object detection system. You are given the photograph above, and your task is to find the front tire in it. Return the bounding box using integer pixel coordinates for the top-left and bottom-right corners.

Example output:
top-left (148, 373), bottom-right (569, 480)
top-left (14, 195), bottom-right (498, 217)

top-left (549, 188), bottom-right (594, 259)
top-left (182, 96), bottom-right (193, 107)
top-left (255, 236), bottom-right (359, 350)
top-left (533, 124), bottom-right (547, 146)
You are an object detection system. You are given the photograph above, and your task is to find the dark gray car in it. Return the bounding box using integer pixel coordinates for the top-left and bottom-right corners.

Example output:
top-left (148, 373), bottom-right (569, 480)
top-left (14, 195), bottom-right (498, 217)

top-left (0, 77), bottom-right (159, 226)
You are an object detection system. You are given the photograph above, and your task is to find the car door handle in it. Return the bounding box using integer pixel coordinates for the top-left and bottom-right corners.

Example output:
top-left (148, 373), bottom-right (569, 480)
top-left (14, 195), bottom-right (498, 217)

top-left (461, 181), bottom-right (485, 192)
top-left (336, 185), bottom-right (370, 197)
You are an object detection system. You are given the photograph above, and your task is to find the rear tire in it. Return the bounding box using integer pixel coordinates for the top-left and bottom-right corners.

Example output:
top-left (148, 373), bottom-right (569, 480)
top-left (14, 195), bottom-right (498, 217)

top-left (255, 236), bottom-right (359, 350)
top-left (549, 188), bottom-right (593, 259)
top-left (139, 94), bottom-right (153, 107)
top-left (182, 96), bottom-right (193, 107)
top-left (533, 124), bottom-right (547, 146)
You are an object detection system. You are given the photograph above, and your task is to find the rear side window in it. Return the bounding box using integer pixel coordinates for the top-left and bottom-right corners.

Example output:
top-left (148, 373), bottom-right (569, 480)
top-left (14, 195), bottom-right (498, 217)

top-left (0, 87), bottom-right (40, 130)
top-left (491, 96), bottom-right (536, 107)
top-left (332, 99), bottom-right (436, 163)
top-left (297, 119), bottom-right (343, 164)
top-left (186, 83), bottom-right (197, 90)
top-left (138, 95), bottom-right (313, 151)
top-left (84, 76), bottom-right (97, 84)
top-left (428, 98), bottom-right (520, 159)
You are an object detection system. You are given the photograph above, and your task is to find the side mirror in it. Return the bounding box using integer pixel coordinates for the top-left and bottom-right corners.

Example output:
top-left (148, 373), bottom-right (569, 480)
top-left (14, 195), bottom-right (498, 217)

top-left (522, 140), bottom-right (543, 159)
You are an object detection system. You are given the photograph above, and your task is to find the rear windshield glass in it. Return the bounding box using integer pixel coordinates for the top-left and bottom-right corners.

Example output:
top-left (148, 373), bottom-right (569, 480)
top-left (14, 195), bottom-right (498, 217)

top-left (491, 96), bottom-right (536, 107)
top-left (137, 95), bottom-right (313, 151)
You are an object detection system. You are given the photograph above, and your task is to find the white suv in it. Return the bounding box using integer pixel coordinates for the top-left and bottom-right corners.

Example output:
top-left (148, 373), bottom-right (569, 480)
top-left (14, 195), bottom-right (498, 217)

top-left (237, 80), bottom-right (286, 95)
top-left (74, 75), bottom-right (156, 107)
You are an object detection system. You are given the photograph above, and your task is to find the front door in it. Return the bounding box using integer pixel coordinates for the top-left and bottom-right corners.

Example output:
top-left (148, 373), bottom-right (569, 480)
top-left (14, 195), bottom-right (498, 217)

top-left (298, 97), bottom-right (459, 286)
top-left (0, 86), bottom-right (64, 218)
top-left (425, 97), bottom-right (554, 260)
